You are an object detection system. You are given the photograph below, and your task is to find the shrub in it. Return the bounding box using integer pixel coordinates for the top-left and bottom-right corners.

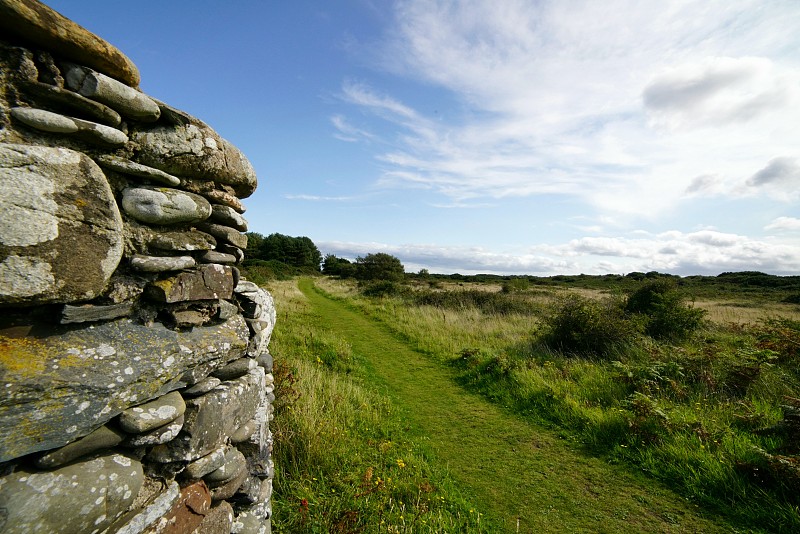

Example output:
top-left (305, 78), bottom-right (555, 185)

top-left (239, 259), bottom-right (297, 285)
top-left (542, 295), bottom-right (638, 357)
top-left (360, 280), bottom-right (409, 298)
top-left (626, 279), bottom-right (705, 340)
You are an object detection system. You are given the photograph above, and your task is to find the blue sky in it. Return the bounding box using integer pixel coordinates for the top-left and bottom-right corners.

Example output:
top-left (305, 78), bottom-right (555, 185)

top-left (47, 1), bottom-right (800, 275)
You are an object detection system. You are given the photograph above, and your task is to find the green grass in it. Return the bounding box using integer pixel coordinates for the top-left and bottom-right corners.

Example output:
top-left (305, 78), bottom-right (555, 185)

top-left (267, 280), bottom-right (491, 533)
top-left (313, 276), bottom-right (800, 532)
top-left (271, 278), bottom-right (736, 532)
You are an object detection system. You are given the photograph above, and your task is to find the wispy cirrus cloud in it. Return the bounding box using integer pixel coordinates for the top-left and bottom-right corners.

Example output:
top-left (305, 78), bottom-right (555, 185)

top-left (333, 0), bottom-right (800, 217)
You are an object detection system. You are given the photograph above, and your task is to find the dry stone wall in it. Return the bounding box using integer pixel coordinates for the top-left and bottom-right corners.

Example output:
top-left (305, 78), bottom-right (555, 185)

top-left (0, 1), bottom-right (275, 532)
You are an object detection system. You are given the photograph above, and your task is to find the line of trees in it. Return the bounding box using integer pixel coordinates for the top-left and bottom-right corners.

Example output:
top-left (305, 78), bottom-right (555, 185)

top-left (323, 252), bottom-right (405, 282)
top-left (242, 233), bottom-right (408, 283)
top-left (245, 232), bottom-right (322, 272)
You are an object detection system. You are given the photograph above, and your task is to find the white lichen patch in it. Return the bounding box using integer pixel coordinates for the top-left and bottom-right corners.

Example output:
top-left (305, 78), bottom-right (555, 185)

top-left (96, 344), bottom-right (116, 358)
top-left (0, 255), bottom-right (55, 297)
top-left (0, 167), bottom-right (59, 247)
top-left (112, 454), bottom-right (131, 467)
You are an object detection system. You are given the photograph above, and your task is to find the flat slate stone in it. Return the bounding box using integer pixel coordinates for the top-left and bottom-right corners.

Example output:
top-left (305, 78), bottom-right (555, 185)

top-left (218, 243), bottom-right (245, 262)
top-left (0, 314), bottom-right (249, 462)
top-left (204, 447), bottom-right (247, 484)
top-left (122, 186), bottom-right (211, 225)
top-left (118, 390), bottom-right (186, 433)
top-left (149, 230), bottom-right (216, 252)
top-left (210, 204), bottom-right (248, 231)
top-left (184, 446), bottom-right (227, 479)
top-left (146, 264), bottom-right (235, 303)
top-left (199, 250), bottom-right (238, 264)
top-left (122, 414), bottom-right (184, 447)
top-left (95, 154), bottom-right (180, 186)
top-left (61, 301), bottom-right (134, 324)
top-left (19, 79), bottom-right (122, 126)
top-left (0, 452), bottom-right (143, 534)
top-left (64, 63), bottom-right (159, 121)
top-left (231, 419), bottom-right (258, 444)
top-left (0, 143), bottom-right (123, 305)
top-left (211, 357), bottom-right (257, 380)
top-left (183, 376), bottom-right (221, 398)
top-left (112, 480), bottom-right (180, 534)
top-left (218, 299), bottom-right (239, 320)
top-left (0, 0), bottom-right (140, 86)
top-left (34, 424), bottom-right (125, 468)
top-left (181, 180), bottom-right (246, 213)
top-left (210, 468), bottom-right (248, 502)
top-left (10, 107), bottom-right (128, 146)
top-left (197, 222), bottom-right (248, 249)
top-left (130, 254), bottom-right (195, 272)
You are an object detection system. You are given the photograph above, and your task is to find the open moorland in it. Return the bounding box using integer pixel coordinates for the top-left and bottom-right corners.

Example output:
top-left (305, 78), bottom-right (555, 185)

top-left (261, 270), bottom-right (800, 532)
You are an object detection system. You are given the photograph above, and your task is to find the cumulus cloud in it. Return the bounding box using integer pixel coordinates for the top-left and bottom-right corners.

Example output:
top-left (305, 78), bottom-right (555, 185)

top-left (765, 217), bottom-right (800, 232)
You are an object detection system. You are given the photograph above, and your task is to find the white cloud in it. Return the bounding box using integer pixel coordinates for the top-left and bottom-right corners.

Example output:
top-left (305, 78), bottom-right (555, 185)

top-left (747, 157), bottom-right (800, 187)
top-left (643, 57), bottom-right (798, 129)
top-left (319, 230), bottom-right (800, 276)
top-left (335, 0), bottom-right (800, 218)
top-left (765, 217), bottom-right (800, 232)
top-left (331, 114), bottom-right (376, 142)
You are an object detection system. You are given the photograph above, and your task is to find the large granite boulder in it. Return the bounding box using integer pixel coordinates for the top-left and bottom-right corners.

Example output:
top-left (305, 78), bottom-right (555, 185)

top-left (0, 314), bottom-right (249, 462)
top-left (132, 121), bottom-right (257, 198)
top-left (0, 143), bottom-right (123, 306)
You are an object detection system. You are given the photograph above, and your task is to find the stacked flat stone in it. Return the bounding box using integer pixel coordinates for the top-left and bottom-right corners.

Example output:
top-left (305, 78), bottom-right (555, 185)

top-left (0, 1), bottom-right (275, 533)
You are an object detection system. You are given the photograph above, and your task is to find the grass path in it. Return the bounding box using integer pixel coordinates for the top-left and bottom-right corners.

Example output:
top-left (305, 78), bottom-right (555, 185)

top-left (299, 279), bottom-right (732, 533)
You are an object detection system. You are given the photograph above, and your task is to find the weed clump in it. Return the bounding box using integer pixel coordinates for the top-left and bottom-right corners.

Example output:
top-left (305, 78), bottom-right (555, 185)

top-left (625, 279), bottom-right (705, 340)
top-left (542, 295), bottom-right (638, 357)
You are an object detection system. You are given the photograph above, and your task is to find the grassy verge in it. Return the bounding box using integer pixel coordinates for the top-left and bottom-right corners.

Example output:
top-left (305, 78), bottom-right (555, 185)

top-left (266, 280), bottom-right (492, 533)
top-left (314, 277), bottom-right (800, 532)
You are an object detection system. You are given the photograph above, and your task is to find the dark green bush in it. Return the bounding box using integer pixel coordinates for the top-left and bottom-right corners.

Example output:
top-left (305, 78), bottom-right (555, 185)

top-left (626, 279), bottom-right (705, 340)
top-left (542, 295), bottom-right (638, 357)
top-left (414, 289), bottom-right (534, 315)
top-left (360, 280), bottom-right (409, 298)
top-left (240, 259), bottom-right (297, 285)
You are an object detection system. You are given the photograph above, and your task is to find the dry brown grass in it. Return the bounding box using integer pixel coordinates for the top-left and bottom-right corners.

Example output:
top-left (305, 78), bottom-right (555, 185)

top-left (694, 299), bottom-right (800, 325)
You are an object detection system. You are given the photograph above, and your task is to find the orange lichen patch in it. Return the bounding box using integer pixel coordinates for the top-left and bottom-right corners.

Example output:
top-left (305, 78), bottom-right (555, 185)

top-left (0, 334), bottom-right (99, 381)
top-left (0, 335), bottom-right (47, 376)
